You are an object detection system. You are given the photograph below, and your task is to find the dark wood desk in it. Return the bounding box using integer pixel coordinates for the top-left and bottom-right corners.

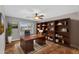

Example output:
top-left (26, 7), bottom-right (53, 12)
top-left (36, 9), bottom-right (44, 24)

top-left (20, 34), bottom-right (46, 53)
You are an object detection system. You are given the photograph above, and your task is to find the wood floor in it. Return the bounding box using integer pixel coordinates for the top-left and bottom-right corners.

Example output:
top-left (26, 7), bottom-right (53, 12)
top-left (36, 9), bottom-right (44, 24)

top-left (5, 40), bottom-right (79, 54)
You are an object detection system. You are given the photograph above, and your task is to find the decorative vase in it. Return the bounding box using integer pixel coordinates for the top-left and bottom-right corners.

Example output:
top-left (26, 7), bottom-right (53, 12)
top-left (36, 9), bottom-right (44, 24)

top-left (8, 36), bottom-right (12, 43)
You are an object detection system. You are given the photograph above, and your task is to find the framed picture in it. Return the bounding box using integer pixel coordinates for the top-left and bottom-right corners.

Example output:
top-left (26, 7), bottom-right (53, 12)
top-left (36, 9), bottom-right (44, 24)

top-left (0, 13), bottom-right (4, 34)
top-left (11, 24), bottom-right (18, 28)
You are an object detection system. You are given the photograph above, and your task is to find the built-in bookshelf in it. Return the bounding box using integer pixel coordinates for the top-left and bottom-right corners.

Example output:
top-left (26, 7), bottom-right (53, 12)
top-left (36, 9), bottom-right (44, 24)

top-left (47, 21), bottom-right (55, 41)
top-left (36, 18), bottom-right (70, 46)
top-left (55, 18), bottom-right (70, 46)
top-left (36, 22), bottom-right (48, 35)
top-left (36, 21), bottom-right (55, 41)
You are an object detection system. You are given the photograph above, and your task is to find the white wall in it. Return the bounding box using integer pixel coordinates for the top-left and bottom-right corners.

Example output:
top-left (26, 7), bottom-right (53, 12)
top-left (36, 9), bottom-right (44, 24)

top-left (0, 6), bottom-right (5, 54)
top-left (5, 16), bottom-right (36, 41)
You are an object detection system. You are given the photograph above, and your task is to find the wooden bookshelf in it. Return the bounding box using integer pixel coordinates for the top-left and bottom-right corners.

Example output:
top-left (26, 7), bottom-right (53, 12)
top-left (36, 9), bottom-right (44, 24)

top-left (55, 18), bottom-right (70, 46)
top-left (36, 18), bottom-right (70, 46)
top-left (47, 21), bottom-right (55, 41)
top-left (36, 21), bottom-right (55, 41)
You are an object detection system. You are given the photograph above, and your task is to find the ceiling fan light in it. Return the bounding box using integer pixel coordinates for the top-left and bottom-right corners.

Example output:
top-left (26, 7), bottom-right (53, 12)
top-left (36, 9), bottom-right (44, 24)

top-left (34, 16), bottom-right (40, 20)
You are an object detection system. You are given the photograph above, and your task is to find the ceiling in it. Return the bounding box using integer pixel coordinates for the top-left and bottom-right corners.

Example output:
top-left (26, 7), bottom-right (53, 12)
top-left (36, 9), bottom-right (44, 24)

top-left (2, 5), bottom-right (79, 21)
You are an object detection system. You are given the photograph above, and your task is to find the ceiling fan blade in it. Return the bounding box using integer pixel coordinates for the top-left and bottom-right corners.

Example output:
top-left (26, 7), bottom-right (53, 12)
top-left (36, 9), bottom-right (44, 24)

top-left (40, 17), bottom-right (43, 19)
top-left (39, 15), bottom-right (44, 17)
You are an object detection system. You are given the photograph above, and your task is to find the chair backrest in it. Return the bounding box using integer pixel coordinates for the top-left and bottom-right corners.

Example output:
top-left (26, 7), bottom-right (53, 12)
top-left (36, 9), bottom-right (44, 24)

top-left (25, 30), bottom-right (30, 36)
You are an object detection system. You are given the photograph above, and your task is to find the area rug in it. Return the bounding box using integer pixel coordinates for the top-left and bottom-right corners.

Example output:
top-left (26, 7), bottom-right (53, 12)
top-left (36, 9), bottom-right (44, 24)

top-left (34, 41), bottom-right (79, 54)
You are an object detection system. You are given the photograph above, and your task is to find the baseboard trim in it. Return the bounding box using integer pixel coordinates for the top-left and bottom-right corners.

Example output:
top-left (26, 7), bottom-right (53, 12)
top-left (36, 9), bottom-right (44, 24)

top-left (12, 38), bottom-right (20, 41)
top-left (70, 44), bottom-right (79, 49)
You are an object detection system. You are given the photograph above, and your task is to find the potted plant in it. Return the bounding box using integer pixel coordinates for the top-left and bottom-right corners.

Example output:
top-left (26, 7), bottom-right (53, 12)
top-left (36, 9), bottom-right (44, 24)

top-left (7, 24), bottom-right (12, 43)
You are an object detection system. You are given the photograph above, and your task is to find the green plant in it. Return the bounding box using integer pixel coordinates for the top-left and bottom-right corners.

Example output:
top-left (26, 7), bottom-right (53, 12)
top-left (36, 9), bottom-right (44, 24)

top-left (7, 24), bottom-right (12, 36)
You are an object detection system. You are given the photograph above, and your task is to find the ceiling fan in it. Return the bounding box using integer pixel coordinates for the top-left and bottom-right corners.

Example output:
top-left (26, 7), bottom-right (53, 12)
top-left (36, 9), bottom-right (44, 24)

top-left (21, 9), bottom-right (45, 20)
top-left (34, 12), bottom-right (44, 20)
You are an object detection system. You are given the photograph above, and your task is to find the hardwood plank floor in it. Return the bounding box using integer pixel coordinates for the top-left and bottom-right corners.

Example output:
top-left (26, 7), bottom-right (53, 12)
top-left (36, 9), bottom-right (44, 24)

top-left (5, 40), bottom-right (79, 54)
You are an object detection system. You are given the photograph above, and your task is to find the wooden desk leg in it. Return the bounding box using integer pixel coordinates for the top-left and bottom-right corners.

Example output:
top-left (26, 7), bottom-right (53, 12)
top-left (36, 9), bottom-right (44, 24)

top-left (20, 39), bottom-right (34, 53)
top-left (36, 37), bottom-right (46, 45)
